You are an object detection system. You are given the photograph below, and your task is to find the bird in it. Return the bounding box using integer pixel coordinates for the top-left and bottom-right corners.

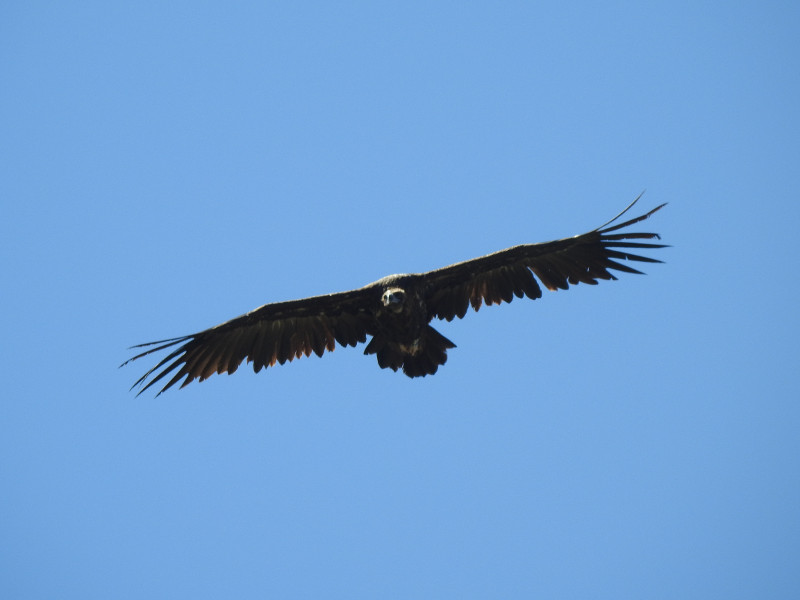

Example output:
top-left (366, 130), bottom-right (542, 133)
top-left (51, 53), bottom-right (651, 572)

top-left (123, 196), bottom-right (667, 396)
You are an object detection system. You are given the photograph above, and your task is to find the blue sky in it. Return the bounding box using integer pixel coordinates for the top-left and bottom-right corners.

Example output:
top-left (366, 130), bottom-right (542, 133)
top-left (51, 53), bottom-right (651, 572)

top-left (2, 1), bottom-right (798, 598)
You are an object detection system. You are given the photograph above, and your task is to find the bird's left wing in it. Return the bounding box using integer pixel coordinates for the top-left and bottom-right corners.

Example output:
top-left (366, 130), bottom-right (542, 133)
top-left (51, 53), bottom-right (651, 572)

top-left (423, 198), bottom-right (667, 321)
top-left (122, 286), bottom-right (378, 396)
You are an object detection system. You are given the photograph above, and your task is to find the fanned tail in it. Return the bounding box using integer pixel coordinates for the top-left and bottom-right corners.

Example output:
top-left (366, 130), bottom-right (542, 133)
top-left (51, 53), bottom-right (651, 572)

top-left (364, 325), bottom-right (456, 378)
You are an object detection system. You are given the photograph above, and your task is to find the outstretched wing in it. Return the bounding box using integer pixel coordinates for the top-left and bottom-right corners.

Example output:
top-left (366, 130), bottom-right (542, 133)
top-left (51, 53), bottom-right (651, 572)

top-left (122, 287), bottom-right (377, 396)
top-left (424, 196), bottom-right (667, 321)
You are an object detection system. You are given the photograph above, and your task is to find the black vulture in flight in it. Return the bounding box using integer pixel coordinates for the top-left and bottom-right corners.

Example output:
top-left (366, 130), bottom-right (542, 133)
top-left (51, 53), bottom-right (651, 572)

top-left (123, 197), bottom-right (666, 395)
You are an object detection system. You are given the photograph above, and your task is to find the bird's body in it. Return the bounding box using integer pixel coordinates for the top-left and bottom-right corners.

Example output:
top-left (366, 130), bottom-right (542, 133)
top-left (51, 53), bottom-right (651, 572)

top-left (123, 198), bottom-right (667, 395)
top-left (364, 274), bottom-right (457, 378)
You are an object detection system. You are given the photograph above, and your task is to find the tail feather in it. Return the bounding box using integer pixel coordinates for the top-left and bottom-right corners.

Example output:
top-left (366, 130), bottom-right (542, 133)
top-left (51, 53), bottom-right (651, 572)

top-left (364, 326), bottom-right (456, 377)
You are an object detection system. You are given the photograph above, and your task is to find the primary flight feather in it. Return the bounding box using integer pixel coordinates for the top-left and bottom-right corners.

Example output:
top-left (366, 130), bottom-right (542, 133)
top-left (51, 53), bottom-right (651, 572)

top-left (123, 197), bottom-right (667, 395)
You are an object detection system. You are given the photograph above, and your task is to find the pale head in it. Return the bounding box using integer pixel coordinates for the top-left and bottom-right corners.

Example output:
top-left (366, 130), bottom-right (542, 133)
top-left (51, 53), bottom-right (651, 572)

top-left (381, 287), bottom-right (406, 312)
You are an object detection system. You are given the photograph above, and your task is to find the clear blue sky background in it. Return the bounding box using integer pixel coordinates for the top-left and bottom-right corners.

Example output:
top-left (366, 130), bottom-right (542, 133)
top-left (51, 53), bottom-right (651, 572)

top-left (2, 2), bottom-right (798, 598)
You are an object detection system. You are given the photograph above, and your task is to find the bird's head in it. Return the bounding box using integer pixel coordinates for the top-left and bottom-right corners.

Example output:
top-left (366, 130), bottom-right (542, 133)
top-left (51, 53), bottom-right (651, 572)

top-left (381, 287), bottom-right (406, 313)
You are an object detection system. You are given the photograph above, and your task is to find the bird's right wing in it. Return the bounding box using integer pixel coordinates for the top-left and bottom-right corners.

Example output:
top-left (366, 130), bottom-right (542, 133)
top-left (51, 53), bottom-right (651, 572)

top-left (122, 286), bottom-right (378, 396)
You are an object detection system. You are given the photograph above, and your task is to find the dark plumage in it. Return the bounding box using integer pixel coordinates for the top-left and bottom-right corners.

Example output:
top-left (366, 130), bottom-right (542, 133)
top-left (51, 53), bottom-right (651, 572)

top-left (123, 197), bottom-right (667, 395)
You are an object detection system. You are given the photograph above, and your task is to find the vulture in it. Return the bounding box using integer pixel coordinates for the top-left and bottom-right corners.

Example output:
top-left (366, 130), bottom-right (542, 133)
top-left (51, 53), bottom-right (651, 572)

top-left (124, 197), bottom-right (666, 395)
